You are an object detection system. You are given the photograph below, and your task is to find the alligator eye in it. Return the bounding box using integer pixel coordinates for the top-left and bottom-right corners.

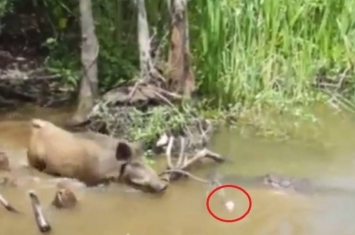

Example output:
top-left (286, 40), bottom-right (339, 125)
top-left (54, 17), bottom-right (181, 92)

top-left (264, 176), bottom-right (272, 184)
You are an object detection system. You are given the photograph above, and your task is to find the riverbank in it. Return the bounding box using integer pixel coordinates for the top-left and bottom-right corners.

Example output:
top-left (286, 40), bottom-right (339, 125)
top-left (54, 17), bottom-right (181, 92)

top-left (0, 32), bottom-right (351, 157)
top-left (0, 69), bottom-right (346, 156)
top-left (1, 0), bottom-right (355, 151)
top-left (0, 47), bottom-right (75, 109)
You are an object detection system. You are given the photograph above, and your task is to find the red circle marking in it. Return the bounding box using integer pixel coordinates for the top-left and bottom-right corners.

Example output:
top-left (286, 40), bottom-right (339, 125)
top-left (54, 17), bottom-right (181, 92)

top-left (206, 184), bottom-right (252, 223)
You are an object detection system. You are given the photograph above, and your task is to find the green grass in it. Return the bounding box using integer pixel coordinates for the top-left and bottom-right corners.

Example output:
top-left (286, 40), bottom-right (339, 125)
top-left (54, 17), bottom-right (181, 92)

top-left (6, 0), bottom-right (355, 139)
top-left (190, 0), bottom-right (355, 121)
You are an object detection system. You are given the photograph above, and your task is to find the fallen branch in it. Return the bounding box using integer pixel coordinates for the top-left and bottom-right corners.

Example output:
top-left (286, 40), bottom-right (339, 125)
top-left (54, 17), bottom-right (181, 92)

top-left (159, 169), bottom-right (209, 183)
top-left (0, 84), bottom-right (37, 102)
top-left (28, 190), bottom-right (52, 233)
top-left (0, 193), bottom-right (20, 213)
top-left (160, 134), bottom-right (225, 182)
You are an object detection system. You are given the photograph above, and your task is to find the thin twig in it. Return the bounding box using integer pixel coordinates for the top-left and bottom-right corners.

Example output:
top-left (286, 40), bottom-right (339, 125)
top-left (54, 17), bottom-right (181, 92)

top-left (0, 193), bottom-right (20, 213)
top-left (160, 169), bottom-right (209, 183)
top-left (127, 79), bottom-right (143, 103)
top-left (152, 90), bottom-right (175, 108)
top-left (176, 137), bottom-right (186, 167)
top-left (166, 136), bottom-right (174, 168)
top-left (155, 87), bottom-right (182, 99)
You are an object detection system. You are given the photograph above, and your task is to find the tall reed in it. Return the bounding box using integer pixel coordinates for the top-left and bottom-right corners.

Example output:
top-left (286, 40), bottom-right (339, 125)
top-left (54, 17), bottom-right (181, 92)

top-left (190, 0), bottom-right (355, 114)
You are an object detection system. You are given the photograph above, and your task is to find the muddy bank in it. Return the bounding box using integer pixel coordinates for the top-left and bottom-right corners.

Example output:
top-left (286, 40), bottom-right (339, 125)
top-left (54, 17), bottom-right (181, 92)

top-left (88, 105), bottom-right (216, 152)
top-left (82, 81), bottom-right (221, 158)
top-left (0, 62), bottom-right (76, 109)
top-left (0, 33), bottom-right (76, 109)
top-left (0, 21), bottom-right (218, 159)
top-left (0, 59), bottom-right (218, 160)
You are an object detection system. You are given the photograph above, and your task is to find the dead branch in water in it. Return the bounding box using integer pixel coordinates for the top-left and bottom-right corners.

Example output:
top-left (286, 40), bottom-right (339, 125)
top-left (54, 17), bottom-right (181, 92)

top-left (28, 190), bottom-right (52, 233)
top-left (160, 169), bottom-right (209, 183)
top-left (159, 133), bottom-right (224, 182)
top-left (0, 192), bottom-right (20, 213)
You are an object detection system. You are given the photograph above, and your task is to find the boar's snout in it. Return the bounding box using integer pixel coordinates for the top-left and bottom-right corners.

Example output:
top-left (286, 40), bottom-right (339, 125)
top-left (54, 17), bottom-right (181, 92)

top-left (120, 162), bottom-right (169, 194)
top-left (149, 180), bottom-right (168, 193)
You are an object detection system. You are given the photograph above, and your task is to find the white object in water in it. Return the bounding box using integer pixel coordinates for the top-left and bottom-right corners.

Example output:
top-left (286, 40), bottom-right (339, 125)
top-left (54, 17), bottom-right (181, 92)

top-left (225, 200), bottom-right (235, 212)
top-left (156, 133), bottom-right (169, 147)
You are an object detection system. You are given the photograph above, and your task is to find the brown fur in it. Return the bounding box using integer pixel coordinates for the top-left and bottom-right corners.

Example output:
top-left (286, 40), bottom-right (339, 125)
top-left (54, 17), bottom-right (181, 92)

top-left (27, 119), bottom-right (168, 192)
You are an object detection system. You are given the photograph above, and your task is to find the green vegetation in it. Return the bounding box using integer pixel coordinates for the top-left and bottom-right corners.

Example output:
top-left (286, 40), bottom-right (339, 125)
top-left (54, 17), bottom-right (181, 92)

top-left (191, 0), bottom-right (355, 129)
top-left (2, 0), bottom-right (355, 139)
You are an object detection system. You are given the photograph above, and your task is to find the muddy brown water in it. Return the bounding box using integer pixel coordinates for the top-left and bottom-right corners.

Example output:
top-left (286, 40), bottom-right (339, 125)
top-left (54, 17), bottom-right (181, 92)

top-left (2, 104), bottom-right (355, 235)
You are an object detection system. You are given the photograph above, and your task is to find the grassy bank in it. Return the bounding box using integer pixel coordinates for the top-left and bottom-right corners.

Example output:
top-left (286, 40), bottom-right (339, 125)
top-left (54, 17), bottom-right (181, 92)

top-left (2, 0), bottom-right (355, 140)
top-left (189, 0), bottom-right (355, 131)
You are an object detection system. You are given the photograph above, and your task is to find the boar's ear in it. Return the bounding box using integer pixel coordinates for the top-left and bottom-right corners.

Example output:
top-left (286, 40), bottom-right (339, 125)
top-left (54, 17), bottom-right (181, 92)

top-left (115, 141), bottom-right (134, 161)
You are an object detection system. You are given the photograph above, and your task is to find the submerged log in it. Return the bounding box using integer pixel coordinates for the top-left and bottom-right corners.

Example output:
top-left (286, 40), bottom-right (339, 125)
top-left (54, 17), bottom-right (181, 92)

top-left (28, 190), bottom-right (51, 233)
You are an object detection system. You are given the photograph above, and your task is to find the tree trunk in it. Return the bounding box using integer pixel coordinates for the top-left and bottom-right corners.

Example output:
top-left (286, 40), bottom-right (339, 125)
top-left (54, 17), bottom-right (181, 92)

top-left (168, 0), bottom-right (195, 98)
top-left (70, 0), bottom-right (99, 126)
top-left (136, 0), bottom-right (151, 80)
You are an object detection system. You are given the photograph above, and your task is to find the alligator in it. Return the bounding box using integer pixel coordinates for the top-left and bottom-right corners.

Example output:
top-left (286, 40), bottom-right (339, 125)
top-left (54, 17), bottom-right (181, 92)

top-left (208, 172), bottom-right (355, 196)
